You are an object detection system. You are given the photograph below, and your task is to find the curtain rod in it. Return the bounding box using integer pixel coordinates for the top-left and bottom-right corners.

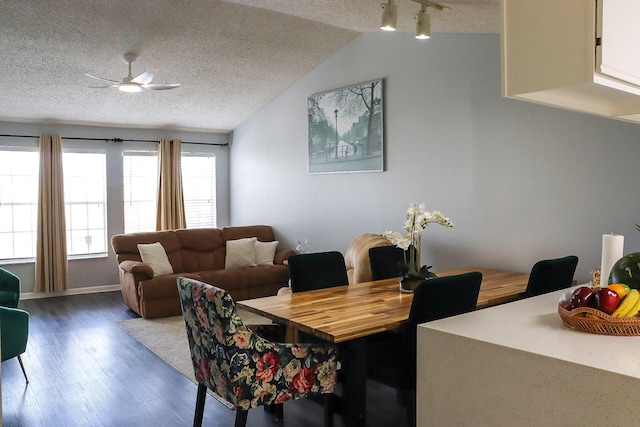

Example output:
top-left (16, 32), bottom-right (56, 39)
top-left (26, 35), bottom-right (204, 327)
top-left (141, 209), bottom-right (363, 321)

top-left (0, 134), bottom-right (229, 147)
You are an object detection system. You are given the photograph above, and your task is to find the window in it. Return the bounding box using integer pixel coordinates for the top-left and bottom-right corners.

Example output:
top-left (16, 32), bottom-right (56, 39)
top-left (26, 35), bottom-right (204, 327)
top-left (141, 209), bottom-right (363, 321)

top-left (0, 149), bottom-right (39, 260)
top-left (63, 152), bottom-right (107, 256)
top-left (0, 148), bottom-right (107, 260)
top-left (182, 154), bottom-right (217, 228)
top-left (123, 152), bottom-right (157, 234)
top-left (123, 151), bottom-right (217, 232)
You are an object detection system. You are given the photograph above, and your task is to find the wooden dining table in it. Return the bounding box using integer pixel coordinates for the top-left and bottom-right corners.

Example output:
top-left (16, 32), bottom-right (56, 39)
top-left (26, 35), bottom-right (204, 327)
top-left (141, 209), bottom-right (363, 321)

top-left (237, 267), bottom-right (529, 427)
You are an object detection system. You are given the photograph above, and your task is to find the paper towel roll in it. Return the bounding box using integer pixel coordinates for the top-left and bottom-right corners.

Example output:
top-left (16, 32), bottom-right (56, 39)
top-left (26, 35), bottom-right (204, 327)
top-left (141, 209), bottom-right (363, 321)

top-left (601, 234), bottom-right (624, 286)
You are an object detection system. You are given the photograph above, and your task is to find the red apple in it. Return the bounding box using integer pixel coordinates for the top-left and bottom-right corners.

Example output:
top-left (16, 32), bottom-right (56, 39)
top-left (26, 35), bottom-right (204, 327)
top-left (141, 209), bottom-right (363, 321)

top-left (560, 302), bottom-right (574, 311)
top-left (570, 286), bottom-right (595, 308)
top-left (594, 287), bottom-right (619, 314)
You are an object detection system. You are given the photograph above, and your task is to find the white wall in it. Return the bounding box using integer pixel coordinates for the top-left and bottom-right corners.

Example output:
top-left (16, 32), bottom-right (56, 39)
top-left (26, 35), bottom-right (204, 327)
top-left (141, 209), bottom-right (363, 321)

top-left (230, 32), bottom-right (640, 283)
top-left (0, 121), bottom-right (230, 293)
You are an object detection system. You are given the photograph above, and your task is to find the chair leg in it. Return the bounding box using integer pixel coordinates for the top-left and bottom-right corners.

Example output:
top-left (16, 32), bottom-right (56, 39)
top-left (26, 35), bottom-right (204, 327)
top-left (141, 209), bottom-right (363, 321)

top-left (274, 403), bottom-right (284, 421)
top-left (193, 383), bottom-right (207, 427)
top-left (264, 403), bottom-right (284, 420)
top-left (404, 389), bottom-right (416, 427)
top-left (323, 393), bottom-right (333, 427)
top-left (17, 355), bottom-right (29, 383)
top-left (234, 409), bottom-right (249, 427)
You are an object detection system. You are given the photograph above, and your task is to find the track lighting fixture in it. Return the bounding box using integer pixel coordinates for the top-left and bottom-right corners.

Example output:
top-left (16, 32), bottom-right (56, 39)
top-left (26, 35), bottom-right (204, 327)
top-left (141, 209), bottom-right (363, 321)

top-left (380, 1), bottom-right (397, 31)
top-left (415, 5), bottom-right (430, 39)
top-left (380, 0), bottom-right (449, 40)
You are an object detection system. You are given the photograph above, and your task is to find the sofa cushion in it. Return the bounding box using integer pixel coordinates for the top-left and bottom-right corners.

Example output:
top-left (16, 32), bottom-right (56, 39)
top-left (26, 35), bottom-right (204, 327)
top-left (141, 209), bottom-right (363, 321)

top-left (138, 273), bottom-right (202, 300)
top-left (137, 242), bottom-right (173, 277)
top-left (112, 230), bottom-right (185, 273)
top-left (176, 228), bottom-right (224, 272)
top-left (225, 237), bottom-right (257, 269)
top-left (255, 241), bottom-right (279, 266)
top-left (221, 225), bottom-right (276, 243)
top-left (243, 265), bottom-right (288, 287)
top-left (198, 269), bottom-right (252, 301)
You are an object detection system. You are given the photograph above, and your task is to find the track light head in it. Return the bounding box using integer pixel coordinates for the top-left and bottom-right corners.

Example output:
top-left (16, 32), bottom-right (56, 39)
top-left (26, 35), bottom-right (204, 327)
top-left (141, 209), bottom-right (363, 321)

top-left (381, 1), bottom-right (397, 31)
top-left (415, 5), bottom-right (431, 39)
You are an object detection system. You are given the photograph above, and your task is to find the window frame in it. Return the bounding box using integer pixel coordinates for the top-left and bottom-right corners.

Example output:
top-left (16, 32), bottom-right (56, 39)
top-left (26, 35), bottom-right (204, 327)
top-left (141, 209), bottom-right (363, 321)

top-left (0, 146), bottom-right (39, 263)
top-left (62, 148), bottom-right (109, 259)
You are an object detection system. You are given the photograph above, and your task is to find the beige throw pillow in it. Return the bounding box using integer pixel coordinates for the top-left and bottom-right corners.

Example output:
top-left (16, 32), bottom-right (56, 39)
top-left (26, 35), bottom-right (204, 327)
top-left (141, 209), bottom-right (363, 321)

top-left (255, 241), bottom-right (279, 266)
top-left (225, 237), bottom-right (257, 269)
top-left (137, 242), bottom-right (174, 277)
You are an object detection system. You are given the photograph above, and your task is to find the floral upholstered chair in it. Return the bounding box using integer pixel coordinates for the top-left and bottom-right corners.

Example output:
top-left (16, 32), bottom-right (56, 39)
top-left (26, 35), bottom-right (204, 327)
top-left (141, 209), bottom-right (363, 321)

top-left (176, 277), bottom-right (340, 427)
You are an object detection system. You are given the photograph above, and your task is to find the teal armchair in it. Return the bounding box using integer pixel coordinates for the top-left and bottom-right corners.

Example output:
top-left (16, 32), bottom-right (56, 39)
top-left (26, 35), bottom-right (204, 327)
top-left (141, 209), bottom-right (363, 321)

top-left (1, 306), bottom-right (29, 382)
top-left (0, 268), bottom-right (21, 308)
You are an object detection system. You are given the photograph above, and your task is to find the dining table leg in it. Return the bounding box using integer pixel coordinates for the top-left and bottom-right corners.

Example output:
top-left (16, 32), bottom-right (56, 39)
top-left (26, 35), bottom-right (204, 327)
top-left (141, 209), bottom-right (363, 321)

top-left (343, 337), bottom-right (367, 427)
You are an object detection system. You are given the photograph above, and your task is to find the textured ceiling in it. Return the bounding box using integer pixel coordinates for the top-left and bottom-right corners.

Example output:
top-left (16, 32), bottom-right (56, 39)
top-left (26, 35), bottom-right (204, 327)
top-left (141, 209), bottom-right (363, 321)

top-left (0, 0), bottom-right (499, 133)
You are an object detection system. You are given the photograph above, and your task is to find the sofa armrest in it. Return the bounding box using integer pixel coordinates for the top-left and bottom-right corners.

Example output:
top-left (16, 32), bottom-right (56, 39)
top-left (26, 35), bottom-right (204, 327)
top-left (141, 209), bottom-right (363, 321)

top-left (119, 260), bottom-right (154, 279)
top-left (274, 249), bottom-right (297, 265)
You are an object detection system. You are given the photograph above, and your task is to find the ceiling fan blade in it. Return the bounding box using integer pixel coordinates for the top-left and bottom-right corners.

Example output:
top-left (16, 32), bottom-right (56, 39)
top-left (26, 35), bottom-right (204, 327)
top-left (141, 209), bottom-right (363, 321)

top-left (142, 83), bottom-right (181, 91)
top-left (84, 73), bottom-right (120, 84)
top-left (131, 72), bottom-right (153, 85)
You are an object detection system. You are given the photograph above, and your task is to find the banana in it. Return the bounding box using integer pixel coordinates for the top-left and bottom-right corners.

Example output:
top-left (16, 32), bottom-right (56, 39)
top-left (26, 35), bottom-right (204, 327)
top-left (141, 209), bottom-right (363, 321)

top-left (612, 289), bottom-right (639, 318)
top-left (624, 291), bottom-right (640, 317)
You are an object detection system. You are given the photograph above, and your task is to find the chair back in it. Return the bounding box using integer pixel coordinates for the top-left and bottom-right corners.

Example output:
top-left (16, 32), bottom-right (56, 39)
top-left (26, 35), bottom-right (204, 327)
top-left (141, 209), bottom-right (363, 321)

top-left (0, 306), bottom-right (29, 362)
top-left (288, 251), bottom-right (349, 292)
top-left (344, 233), bottom-right (393, 284)
top-left (0, 268), bottom-right (21, 308)
top-left (408, 272), bottom-right (483, 329)
top-left (369, 246), bottom-right (406, 281)
top-left (176, 277), bottom-right (339, 411)
top-left (525, 255), bottom-right (578, 297)
top-left (401, 272), bottom-right (482, 389)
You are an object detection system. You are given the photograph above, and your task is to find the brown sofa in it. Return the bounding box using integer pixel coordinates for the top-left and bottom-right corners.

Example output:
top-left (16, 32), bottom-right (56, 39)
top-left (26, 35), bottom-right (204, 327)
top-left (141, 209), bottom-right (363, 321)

top-left (111, 225), bottom-right (295, 319)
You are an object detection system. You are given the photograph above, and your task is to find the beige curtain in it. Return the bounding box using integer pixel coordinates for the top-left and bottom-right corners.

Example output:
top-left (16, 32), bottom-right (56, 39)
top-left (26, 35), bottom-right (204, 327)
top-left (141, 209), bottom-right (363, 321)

top-left (156, 138), bottom-right (186, 230)
top-left (35, 134), bottom-right (68, 292)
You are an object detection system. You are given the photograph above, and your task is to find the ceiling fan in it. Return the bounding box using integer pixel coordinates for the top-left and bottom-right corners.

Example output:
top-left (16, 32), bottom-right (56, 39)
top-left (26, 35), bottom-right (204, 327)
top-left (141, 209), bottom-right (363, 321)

top-left (84, 53), bottom-right (180, 93)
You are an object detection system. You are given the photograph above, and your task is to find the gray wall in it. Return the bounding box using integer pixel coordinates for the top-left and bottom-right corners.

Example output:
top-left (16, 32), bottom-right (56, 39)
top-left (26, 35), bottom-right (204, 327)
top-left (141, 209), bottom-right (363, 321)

top-left (230, 32), bottom-right (640, 284)
top-left (0, 121), bottom-right (230, 293)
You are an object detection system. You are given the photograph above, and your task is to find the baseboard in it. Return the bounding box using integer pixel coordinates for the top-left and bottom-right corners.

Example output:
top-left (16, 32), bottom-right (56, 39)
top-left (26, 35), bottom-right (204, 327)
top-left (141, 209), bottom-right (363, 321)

top-left (21, 284), bottom-right (121, 300)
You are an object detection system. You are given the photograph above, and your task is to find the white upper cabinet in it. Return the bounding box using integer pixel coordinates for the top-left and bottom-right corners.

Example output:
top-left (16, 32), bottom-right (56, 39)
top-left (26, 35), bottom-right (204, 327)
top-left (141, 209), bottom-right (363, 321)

top-left (599, 0), bottom-right (640, 87)
top-left (502, 0), bottom-right (640, 123)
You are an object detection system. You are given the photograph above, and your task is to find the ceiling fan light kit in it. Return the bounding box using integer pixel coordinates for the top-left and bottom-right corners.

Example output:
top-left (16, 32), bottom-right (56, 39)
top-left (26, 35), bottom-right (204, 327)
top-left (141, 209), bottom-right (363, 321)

top-left (85, 53), bottom-right (180, 93)
top-left (118, 83), bottom-right (142, 93)
top-left (381, 0), bottom-right (448, 39)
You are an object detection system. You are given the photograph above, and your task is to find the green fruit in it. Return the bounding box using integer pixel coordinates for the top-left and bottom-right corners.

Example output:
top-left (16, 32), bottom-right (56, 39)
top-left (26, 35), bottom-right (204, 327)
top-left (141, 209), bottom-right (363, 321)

top-left (609, 252), bottom-right (640, 290)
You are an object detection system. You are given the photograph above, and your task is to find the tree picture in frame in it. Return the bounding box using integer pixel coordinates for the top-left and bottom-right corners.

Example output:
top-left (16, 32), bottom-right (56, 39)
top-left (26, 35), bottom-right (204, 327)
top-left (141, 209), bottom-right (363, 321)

top-left (307, 79), bottom-right (383, 174)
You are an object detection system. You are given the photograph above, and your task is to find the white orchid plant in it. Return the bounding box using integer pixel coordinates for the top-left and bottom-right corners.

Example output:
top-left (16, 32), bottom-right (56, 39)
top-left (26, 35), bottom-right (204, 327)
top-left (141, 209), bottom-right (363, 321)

top-left (383, 202), bottom-right (453, 279)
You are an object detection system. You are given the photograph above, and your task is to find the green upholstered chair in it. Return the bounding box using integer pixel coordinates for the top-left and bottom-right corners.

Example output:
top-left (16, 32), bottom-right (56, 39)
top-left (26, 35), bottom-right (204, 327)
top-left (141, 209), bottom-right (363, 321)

top-left (0, 268), bottom-right (21, 308)
top-left (524, 255), bottom-right (578, 298)
top-left (1, 306), bottom-right (30, 382)
top-left (177, 277), bottom-right (340, 427)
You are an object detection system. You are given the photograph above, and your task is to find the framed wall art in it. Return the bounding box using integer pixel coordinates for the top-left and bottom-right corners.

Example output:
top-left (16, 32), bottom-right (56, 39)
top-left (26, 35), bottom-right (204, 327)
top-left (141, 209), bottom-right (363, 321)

top-left (307, 79), bottom-right (384, 174)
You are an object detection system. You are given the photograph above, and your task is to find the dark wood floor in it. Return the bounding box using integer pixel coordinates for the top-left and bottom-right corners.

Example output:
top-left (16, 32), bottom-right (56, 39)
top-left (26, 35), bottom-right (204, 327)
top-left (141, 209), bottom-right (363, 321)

top-left (2, 291), bottom-right (407, 427)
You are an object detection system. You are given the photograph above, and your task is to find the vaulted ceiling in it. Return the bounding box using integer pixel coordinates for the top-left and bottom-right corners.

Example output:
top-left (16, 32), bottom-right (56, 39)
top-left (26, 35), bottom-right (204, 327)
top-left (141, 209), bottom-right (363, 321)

top-left (0, 0), bottom-right (499, 133)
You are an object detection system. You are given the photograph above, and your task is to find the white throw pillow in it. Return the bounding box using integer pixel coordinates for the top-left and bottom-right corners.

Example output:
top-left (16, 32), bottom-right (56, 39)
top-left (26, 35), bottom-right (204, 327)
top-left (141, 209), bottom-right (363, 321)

top-left (225, 237), bottom-right (257, 269)
top-left (137, 242), bottom-right (174, 277)
top-left (255, 241), bottom-right (279, 266)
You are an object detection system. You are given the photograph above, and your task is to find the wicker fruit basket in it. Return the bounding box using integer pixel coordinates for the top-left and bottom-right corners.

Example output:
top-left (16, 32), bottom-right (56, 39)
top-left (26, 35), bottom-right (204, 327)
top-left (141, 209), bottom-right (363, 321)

top-left (558, 305), bottom-right (640, 336)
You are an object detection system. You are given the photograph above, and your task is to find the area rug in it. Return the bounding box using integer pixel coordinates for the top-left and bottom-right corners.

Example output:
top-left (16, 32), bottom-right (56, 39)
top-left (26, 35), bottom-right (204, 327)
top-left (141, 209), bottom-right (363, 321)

top-left (116, 309), bottom-right (271, 408)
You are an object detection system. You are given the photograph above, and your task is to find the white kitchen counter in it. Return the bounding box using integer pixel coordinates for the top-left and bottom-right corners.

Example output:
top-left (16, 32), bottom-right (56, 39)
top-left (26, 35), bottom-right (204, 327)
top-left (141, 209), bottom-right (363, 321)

top-left (417, 286), bottom-right (640, 426)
